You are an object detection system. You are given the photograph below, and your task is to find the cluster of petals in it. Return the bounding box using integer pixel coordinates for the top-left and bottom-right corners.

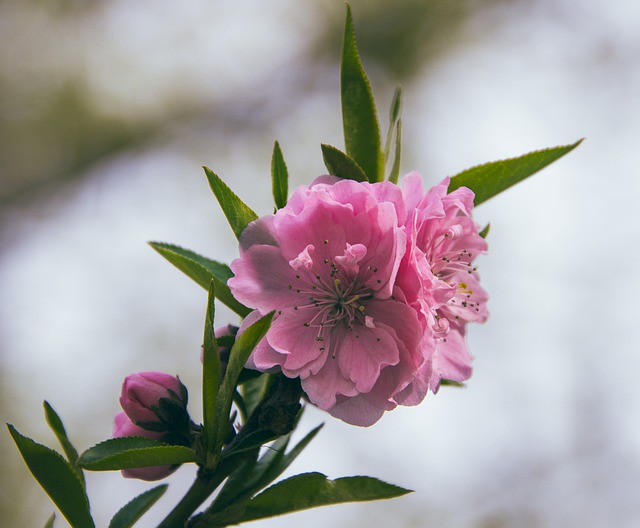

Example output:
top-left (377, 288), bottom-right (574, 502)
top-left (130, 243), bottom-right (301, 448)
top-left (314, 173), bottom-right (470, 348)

top-left (229, 172), bottom-right (488, 426)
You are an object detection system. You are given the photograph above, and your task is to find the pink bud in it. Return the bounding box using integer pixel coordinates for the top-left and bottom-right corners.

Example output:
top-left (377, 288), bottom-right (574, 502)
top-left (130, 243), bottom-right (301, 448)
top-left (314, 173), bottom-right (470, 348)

top-left (112, 412), bottom-right (176, 481)
top-left (119, 372), bottom-right (186, 426)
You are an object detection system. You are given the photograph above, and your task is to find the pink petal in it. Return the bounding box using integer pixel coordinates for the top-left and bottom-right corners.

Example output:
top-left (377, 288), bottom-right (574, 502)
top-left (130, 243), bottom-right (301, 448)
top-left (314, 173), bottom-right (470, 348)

top-left (329, 394), bottom-right (386, 427)
top-left (229, 245), bottom-right (298, 313)
top-left (337, 325), bottom-right (400, 393)
top-left (301, 356), bottom-right (359, 411)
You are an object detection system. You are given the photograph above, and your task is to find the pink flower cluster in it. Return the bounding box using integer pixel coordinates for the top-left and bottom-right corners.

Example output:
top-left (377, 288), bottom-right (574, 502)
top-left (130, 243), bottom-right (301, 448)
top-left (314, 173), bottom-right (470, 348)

top-left (229, 172), bottom-right (488, 426)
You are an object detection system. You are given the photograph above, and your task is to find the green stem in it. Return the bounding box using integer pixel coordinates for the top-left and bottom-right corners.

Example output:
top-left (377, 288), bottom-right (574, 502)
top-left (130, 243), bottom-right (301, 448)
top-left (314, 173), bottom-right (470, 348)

top-left (157, 469), bottom-right (227, 528)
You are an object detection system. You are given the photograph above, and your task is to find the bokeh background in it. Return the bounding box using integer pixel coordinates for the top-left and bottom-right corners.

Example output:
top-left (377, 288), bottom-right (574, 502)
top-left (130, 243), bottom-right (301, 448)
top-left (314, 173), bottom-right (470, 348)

top-left (2, 0), bottom-right (639, 526)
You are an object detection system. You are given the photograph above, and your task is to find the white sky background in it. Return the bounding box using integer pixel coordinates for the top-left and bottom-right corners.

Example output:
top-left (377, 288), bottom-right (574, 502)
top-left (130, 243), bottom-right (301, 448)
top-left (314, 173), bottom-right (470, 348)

top-left (1, 0), bottom-right (640, 527)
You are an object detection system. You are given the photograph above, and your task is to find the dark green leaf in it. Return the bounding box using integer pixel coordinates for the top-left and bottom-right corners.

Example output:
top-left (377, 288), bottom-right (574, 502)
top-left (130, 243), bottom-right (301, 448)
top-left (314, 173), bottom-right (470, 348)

top-left (204, 166), bottom-right (258, 239)
top-left (108, 485), bottom-right (168, 528)
top-left (210, 435), bottom-right (291, 515)
top-left (149, 242), bottom-right (251, 317)
top-left (341, 5), bottom-right (383, 183)
top-left (207, 423), bottom-right (322, 522)
top-left (77, 437), bottom-right (199, 471)
top-left (271, 141), bottom-right (289, 209)
top-left (321, 144), bottom-right (367, 182)
top-left (7, 424), bottom-right (94, 528)
top-left (239, 472), bottom-right (412, 523)
top-left (43, 401), bottom-right (83, 484)
top-left (239, 373), bottom-right (271, 420)
top-left (251, 423), bottom-right (323, 495)
top-left (213, 312), bottom-right (274, 454)
top-left (387, 119), bottom-right (402, 184)
top-left (44, 513), bottom-right (55, 528)
top-left (202, 282), bottom-right (221, 452)
top-left (448, 139), bottom-right (583, 205)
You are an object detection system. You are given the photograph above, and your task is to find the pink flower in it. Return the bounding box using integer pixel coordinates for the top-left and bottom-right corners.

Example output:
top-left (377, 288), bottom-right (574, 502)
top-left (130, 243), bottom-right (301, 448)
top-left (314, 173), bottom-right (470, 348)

top-left (399, 172), bottom-right (489, 391)
top-left (229, 177), bottom-right (431, 426)
top-left (119, 372), bottom-right (187, 427)
top-left (112, 412), bottom-right (177, 481)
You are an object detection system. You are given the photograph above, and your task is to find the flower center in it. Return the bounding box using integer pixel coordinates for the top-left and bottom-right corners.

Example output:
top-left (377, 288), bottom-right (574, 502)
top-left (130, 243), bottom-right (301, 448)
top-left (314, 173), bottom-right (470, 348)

top-left (287, 241), bottom-right (378, 354)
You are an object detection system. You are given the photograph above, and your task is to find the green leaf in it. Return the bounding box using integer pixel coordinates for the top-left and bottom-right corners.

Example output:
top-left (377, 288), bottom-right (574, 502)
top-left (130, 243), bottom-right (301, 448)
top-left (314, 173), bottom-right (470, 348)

top-left (271, 141), bottom-right (289, 209)
top-left (213, 312), bottom-right (274, 455)
top-left (321, 144), bottom-right (368, 182)
top-left (108, 485), bottom-right (168, 528)
top-left (383, 86), bottom-right (402, 164)
top-left (239, 373), bottom-right (271, 420)
top-left (238, 472), bottom-right (412, 523)
top-left (43, 401), bottom-right (84, 484)
top-left (44, 513), bottom-right (56, 528)
top-left (202, 281), bottom-right (221, 452)
top-left (7, 424), bottom-right (95, 528)
top-left (250, 423), bottom-right (323, 495)
top-left (204, 166), bottom-right (258, 239)
top-left (387, 119), bottom-right (402, 184)
top-left (77, 437), bottom-right (199, 471)
top-left (149, 242), bottom-right (251, 317)
top-left (440, 379), bottom-right (465, 388)
top-left (448, 139), bottom-right (583, 206)
top-left (479, 223), bottom-right (490, 239)
top-left (341, 5), bottom-right (383, 183)
top-left (205, 423), bottom-right (323, 524)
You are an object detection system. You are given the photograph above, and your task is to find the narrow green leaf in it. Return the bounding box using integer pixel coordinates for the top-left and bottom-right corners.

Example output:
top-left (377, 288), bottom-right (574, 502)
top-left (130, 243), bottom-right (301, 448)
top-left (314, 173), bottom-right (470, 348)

top-left (387, 119), bottom-right (402, 184)
top-left (321, 144), bottom-right (368, 182)
top-left (77, 437), bottom-right (199, 471)
top-left (210, 435), bottom-right (291, 514)
top-left (341, 5), bottom-right (383, 182)
top-left (271, 141), bottom-right (289, 209)
top-left (43, 401), bottom-right (83, 484)
top-left (207, 423), bottom-right (323, 521)
top-left (440, 379), bottom-right (465, 388)
top-left (479, 223), bottom-right (490, 239)
top-left (202, 281), bottom-right (221, 452)
top-left (214, 312), bottom-right (274, 454)
top-left (149, 242), bottom-right (251, 317)
top-left (44, 513), bottom-right (55, 528)
top-left (448, 139), bottom-right (583, 206)
top-left (239, 472), bottom-right (412, 523)
top-left (204, 167), bottom-right (258, 239)
top-left (7, 424), bottom-right (95, 528)
top-left (108, 485), bottom-right (168, 528)
top-left (252, 423), bottom-right (323, 494)
top-left (383, 86), bottom-right (402, 163)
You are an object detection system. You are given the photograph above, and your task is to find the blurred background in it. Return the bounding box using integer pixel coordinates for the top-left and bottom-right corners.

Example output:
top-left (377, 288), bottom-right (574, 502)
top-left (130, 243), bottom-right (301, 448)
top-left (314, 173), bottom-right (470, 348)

top-left (1, 0), bottom-right (639, 526)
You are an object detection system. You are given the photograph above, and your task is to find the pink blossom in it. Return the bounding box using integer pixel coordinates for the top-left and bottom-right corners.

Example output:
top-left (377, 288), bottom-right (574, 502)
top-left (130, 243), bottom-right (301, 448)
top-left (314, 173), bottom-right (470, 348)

top-left (399, 172), bottom-right (489, 391)
top-left (119, 372), bottom-right (187, 426)
top-left (112, 412), bottom-right (177, 481)
top-left (229, 177), bottom-right (431, 426)
top-left (229, 174), bottom-right (488, 426)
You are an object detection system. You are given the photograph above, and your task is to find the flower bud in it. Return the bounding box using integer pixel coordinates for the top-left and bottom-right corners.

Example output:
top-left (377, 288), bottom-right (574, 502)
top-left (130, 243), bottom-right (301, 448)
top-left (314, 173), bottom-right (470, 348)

top-left (112, 412), bottom-right (176, 481)
top-left (119, 372), bottom-right (187, 428)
